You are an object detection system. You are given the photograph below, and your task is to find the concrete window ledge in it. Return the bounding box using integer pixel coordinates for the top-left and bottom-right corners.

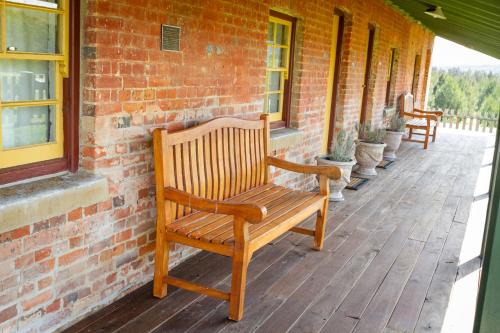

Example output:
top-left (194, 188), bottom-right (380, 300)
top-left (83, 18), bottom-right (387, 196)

top-left (270, 128), bottom-right (304, 151)
top-left (0, 172), bottom-right (108, 234)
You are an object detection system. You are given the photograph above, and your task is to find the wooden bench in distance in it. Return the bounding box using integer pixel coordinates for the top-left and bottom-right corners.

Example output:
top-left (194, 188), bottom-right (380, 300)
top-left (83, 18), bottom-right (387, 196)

top-left (400, 93), bottom-right (443, 149)
top-left (152, 114), bottom-right (341, 321)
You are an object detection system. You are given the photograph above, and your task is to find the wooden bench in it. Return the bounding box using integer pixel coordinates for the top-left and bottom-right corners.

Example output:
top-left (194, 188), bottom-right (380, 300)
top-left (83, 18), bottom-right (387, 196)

top-left (152, 114), bottom-right (341, 320)
top-left (399, 93), bottom-right (443, 149)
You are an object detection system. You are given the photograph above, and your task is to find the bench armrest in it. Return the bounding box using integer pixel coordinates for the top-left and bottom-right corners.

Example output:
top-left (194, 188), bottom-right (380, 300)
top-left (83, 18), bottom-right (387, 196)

top-left (267, 156), bottom-right (342, 180)
top-left (414, 108), bottom-right (443, 117)
top-left (164, 187), bottom-right (267, 224)
top-left (403, 112), bottom-right (438, 122)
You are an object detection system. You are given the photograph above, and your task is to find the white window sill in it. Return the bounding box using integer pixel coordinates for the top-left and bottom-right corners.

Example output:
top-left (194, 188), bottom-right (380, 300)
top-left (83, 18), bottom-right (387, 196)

top-left (0, 172), bottom-right (108, 234)
top-left (270, 128), bottom-right (304, 151)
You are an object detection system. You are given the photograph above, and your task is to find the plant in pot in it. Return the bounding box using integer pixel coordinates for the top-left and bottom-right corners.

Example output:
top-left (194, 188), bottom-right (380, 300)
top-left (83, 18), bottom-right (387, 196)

top-left (383, 113), bottom-right (406, 160)
top-left (316, 130), bottom-right (356, 201)
top-left (355, 123), bottom-right (386, 176)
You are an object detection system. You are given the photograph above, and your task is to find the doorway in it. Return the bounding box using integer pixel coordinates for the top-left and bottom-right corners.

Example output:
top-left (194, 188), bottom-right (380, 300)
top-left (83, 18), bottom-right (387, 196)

top-left (360, 25), bottom-right (376, 124)
top-left (323, 12), bottom-right (345, 153)
top-left (411, 54), bottom-right (422, 99)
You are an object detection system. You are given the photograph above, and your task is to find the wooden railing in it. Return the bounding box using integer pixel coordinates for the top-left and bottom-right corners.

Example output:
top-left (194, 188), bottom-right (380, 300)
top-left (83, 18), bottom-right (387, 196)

top-left (440, 109), bottom-right (499, 133)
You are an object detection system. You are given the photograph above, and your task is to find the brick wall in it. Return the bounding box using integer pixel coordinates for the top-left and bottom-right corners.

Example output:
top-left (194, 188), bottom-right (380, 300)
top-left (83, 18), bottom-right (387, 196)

top-left (0, 0), bottom-right (434, 331)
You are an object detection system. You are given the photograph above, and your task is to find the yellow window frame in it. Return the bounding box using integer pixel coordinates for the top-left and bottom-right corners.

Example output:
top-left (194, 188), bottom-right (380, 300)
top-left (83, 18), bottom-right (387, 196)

top-left (265, 15), bottom-right (292, 123)
top-left (0, 0), bottom-right (69, 169)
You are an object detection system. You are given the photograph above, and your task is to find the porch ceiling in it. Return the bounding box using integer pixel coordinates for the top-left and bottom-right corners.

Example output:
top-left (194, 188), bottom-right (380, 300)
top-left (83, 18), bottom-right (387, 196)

top-left (387, 0), bottom-right (500, 59)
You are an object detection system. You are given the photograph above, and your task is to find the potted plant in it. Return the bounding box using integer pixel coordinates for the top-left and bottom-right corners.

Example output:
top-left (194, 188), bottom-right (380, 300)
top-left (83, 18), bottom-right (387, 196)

top-left (316, 130), bottom-right (356, 201)
top-left (355, 123), bottom-right (386, 176)
top-left (383, 113), bottom-right (406, 160)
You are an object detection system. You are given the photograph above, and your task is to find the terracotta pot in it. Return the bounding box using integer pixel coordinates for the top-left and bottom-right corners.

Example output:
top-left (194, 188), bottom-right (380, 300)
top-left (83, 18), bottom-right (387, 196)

top-left (316, 156), bottom-right (356, 202)
top-left (383, 130), bottom-right (404, 160)
top-left (355, 141), bottom-right (386, 176)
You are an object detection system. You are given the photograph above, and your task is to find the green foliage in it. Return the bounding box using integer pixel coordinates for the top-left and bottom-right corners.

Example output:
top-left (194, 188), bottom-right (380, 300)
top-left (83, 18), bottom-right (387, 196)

top-left (357, 123), bottom-right (386, 144)
top-left (328, 129), bottom-right (355, 162)
top-left (428, 67), bottom-right (500, 117)
top-left (387, 113), bottom-right (406, 132)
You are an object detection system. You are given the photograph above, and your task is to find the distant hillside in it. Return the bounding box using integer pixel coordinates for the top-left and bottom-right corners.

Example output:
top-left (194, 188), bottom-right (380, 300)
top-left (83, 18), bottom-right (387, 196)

top-left (433, 65), bottom-right (500, 74)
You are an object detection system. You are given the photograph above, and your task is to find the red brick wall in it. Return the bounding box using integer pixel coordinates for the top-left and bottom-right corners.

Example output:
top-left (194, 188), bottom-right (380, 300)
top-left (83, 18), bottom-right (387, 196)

top-left (0, 0), bottom-right (433, 331)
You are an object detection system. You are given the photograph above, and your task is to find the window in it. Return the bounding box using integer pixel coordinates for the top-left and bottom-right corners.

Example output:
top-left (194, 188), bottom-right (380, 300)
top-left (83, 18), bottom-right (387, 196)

top-left (0, 0), bottom-right (79, 185)
top-left (265, 11), bottom-right (295, 129)
top-left (385, 48), bottom-right (397, 107)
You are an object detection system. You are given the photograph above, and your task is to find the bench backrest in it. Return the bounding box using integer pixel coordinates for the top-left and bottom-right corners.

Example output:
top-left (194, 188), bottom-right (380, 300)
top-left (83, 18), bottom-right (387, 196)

top-left (153, 115), bottom-right (270, 221)
top-left (399, 93), bottom-right (414, 116)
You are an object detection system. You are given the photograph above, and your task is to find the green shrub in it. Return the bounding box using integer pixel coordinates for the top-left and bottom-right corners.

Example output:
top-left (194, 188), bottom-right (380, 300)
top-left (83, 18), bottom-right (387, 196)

top-left (357, 123), bottom-right (386, 144)
top-left (328, 129), bottom-right (355, 162)
top-left (387, 113), bottom-right (406, 132)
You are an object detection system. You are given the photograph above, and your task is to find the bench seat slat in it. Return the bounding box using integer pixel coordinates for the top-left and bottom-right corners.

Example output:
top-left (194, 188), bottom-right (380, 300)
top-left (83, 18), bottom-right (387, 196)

top-left (188, 186), bottom-right (292, 240)
top-left (169, 185), bottom-right (291, 241)
top-left (405, 118), bottom-right (436, 128)
top-left (249, 195), bottom-right (324, 242)
top-left (233, 192), bottom-right (319, 244)
top-left (211, 190), bottom-right (309, 244)
top-left (167, 183), bottom-right (276, 232)
top-left (165, 184), bottom-right (324, 246)
top-left (201, 188), bottom-right (296, 243)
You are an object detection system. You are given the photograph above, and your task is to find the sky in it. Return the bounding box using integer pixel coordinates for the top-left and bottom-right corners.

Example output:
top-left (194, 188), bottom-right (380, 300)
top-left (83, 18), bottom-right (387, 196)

top-left (431, 37), bottom-right (500, 68)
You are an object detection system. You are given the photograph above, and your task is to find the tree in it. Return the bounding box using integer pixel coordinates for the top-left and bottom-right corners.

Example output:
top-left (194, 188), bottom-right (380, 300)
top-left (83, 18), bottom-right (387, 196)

top-left (428, 67), bottom-right (500, 118)
top-left (430, 72), bottom-right (466, 111)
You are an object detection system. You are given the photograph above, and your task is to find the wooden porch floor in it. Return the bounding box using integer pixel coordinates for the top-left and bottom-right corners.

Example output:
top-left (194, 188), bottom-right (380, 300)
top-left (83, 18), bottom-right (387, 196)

top-left (65, 129), bottom-right (491, 333)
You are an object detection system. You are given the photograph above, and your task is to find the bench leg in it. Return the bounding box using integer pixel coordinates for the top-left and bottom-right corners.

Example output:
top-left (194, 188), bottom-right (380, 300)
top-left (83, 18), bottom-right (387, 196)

top-left (408, 128), bottom-right (413, 139)
top-left (424, 126), bottom-right (430, 149)
top-left (314, 199), bottom-right (329, 251)
top-left (314, 176), bottom-right (330, 251)
top-left (153, 237), bottom-right (170, 298)
top-left (229, 218), bottom-right (251, 321)
top-left (432, 125), bottom-right (437, 142)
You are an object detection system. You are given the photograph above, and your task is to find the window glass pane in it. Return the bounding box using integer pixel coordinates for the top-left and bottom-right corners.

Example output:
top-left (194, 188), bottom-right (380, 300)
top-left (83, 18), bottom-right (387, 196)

top-left (267, 93), bottom-right (280, 114)
top-left (273, 47), bottom-right (289, 68)
top-left (275, 24), bottom-right (289, 46)
top-left (273, 47), bottom-right (282, 68)
top-left (275, 47), bottom-right (288, 68)
top-left (7, 0), bottom-right (59, 9)
top-left (267, 72), bottom-right (281, 91)
top-left (6, 7), bottom-right (59, 53)
top-left (2, 105), bottom-right (55, 149)
top-left (266, 46), bottom-right (273, 67)
top-left (267, 22), bottom-right (274, 43)
top-left (0, 60), bottom-right (56, 102)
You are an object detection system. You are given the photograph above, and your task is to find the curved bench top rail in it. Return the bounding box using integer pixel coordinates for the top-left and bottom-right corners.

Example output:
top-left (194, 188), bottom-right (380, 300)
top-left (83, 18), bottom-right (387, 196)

top-left (165, 117), bottom-right (265, 146)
